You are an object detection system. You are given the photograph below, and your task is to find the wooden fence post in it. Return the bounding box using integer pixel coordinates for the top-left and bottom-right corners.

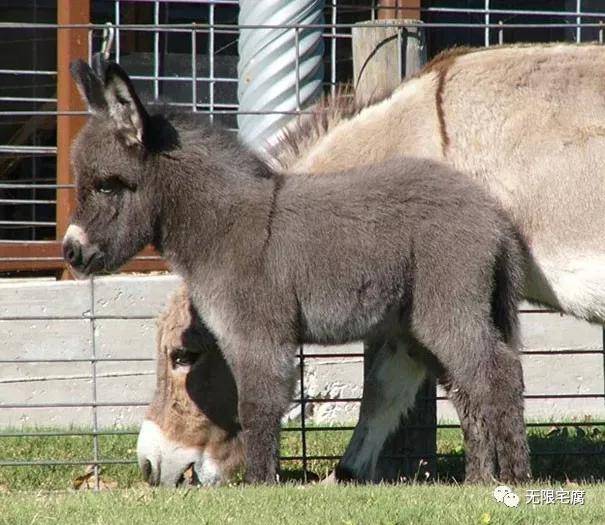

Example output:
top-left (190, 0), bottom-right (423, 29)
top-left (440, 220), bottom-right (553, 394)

top-left (377, 0), bottom-right (421, 20)
top-left (352, 19), bottom-right (425, 105)
top-left (352, 8), bottom-right (437, 482)
top-left (56, 0), bottom-right (90, 277)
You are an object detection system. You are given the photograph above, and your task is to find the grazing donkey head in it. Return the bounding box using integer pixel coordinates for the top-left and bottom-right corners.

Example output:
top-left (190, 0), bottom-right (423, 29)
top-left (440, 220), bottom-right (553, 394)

top-left (63, 58), bottom-right (179, 275)
top-left (137, 285), bottom-right (243, 486)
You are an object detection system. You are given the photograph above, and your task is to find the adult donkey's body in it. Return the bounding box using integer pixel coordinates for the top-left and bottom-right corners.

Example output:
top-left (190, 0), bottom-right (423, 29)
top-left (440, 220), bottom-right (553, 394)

top-left (65, 58), bottom-right (530, 483)
top-left (282, 44), bottom-right (605, 324)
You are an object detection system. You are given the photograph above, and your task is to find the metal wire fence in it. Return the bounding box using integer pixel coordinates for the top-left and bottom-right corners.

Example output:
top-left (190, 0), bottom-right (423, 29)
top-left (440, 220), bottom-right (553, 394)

top-left (2, 1), bottom-right (605, 489)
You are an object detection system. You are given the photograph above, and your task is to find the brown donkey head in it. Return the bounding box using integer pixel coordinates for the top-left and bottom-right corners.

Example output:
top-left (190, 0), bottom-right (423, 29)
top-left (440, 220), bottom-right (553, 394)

top-left (137, 285), bottom-right (244, 486)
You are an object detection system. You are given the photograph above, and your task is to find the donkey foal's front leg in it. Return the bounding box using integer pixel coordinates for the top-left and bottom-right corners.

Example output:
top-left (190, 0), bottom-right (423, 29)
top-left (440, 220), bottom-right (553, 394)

top-left (231, 346), bottom-right (296, 484)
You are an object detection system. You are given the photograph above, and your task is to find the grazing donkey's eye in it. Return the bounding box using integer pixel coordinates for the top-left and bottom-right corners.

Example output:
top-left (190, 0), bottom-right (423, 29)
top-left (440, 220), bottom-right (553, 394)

top-left (171, 348), bottom-right (199, 368)
top-left (95, 176), bottom-right (128, 195)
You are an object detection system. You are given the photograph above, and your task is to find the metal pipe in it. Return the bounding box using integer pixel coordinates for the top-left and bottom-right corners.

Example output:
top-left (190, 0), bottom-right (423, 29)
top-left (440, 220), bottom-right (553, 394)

top-left (237, 0), bottom-right (325, 151)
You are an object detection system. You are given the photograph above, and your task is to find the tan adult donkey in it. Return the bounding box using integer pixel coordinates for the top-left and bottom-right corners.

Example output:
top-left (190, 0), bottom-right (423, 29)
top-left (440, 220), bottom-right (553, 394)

top-left (138, 44), bottom-right (605, 486)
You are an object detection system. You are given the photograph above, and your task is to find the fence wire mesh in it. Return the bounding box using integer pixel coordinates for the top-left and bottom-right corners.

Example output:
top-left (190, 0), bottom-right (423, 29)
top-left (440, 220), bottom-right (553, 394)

top-left (1, 0), bottom-right (605, 490)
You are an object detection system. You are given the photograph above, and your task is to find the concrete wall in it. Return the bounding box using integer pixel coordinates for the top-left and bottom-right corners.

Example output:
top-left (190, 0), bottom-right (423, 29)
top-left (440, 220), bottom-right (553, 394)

top-left (0, 274), bottom-right (603, 429)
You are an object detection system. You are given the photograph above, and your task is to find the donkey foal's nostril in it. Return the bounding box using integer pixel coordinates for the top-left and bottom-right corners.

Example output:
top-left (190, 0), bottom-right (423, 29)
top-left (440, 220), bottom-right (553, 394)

top-left (63, 240), bottom-right (82, 267)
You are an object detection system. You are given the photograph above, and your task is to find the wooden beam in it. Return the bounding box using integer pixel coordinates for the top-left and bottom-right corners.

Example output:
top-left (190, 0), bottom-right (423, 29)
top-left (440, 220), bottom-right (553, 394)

top-left (0, 243), bottom-right (167, 274)
top-left (56, 0), bottom-right (90, 241)
top-left (378, 0), bottom-right (421, 20)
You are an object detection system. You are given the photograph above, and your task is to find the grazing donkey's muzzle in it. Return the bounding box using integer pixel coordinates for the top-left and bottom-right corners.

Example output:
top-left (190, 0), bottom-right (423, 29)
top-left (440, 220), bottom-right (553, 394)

top-left (137, 419), bottom-right (224, 487)
top-left (62, 224), bottom-right (104, 276)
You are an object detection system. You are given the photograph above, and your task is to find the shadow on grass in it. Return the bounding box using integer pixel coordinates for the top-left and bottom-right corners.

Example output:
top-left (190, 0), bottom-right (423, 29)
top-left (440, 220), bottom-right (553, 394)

top-left (2, 424), bottom-right (605, 490)
top-left (438, 425), bottom-right (605, 483)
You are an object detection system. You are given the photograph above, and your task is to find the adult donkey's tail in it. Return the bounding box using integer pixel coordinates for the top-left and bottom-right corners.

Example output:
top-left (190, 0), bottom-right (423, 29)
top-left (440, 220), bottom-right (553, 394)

top-left (490, 224), bottom-right (528, 346)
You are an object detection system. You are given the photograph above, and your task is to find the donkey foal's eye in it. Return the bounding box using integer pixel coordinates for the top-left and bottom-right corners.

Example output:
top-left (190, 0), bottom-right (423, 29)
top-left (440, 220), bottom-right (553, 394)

top-left (96, 177), bottom-right (125, 195)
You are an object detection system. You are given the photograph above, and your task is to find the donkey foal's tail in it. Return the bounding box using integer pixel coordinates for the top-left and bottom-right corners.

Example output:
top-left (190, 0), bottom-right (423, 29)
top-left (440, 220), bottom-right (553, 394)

top-left (490, 225), bottom-right (527, 346)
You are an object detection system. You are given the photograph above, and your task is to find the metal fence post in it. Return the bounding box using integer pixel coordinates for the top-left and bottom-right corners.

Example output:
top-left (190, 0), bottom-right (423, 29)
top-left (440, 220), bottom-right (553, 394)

top-left (237, 0), bottom-right (325, 151)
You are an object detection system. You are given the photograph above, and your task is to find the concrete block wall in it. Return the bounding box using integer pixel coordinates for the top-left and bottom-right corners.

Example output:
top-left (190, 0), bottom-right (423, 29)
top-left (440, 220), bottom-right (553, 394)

top-left (0, 274), bottom-right (603, 430)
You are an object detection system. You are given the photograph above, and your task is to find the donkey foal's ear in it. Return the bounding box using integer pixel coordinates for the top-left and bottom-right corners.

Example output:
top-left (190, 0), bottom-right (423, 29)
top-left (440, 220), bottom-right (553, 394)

top-left (103, 63), bottom-right (149, 147)
top-left (70, 59), bottom-right (107, 114)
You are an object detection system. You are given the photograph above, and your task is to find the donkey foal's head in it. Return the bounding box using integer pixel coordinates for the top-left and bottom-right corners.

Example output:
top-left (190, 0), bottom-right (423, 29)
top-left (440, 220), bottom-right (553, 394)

top-left (63, 58), bottom-right (173, 276)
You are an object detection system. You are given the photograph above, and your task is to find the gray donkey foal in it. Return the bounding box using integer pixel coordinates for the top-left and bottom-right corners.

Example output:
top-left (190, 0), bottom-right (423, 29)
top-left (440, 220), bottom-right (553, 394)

top-left (64, 58), bottom-right (530, 483)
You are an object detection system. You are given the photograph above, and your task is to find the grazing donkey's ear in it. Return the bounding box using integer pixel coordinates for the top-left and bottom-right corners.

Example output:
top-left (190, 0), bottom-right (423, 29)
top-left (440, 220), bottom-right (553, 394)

top-left (102, 62), bottom-right (150, 147)
top-left (70, 59), bottom-right (108, 114)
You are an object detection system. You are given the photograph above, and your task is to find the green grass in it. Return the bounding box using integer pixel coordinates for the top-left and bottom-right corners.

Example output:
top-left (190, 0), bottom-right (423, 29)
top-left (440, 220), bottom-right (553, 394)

top-left (1, 424), bottom-right (604, 524)
top-left (0, 430), bottom-right (140, 491)
top-left (1, 422), bottom-right (605, 491)
top-left (0, 485), bottom-right (603, 525)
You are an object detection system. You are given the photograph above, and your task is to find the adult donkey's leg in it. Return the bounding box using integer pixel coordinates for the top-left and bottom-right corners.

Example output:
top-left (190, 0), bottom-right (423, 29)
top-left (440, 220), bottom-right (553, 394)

top-left (226, 342), bottom-right (297, 483)
top-left (336, 337), bottom-right (428, 482)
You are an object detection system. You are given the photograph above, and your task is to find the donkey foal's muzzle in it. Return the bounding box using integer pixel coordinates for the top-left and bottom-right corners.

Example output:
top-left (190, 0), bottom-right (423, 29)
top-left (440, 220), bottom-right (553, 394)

top-left (62, 224), bottom-right (104, 276)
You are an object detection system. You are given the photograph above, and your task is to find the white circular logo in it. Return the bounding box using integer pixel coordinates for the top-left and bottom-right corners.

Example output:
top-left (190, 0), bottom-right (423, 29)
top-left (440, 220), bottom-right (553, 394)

top-left (493, 485), bottom-right (512, 503)
top-left (503, 492), bottom-right (520, 508)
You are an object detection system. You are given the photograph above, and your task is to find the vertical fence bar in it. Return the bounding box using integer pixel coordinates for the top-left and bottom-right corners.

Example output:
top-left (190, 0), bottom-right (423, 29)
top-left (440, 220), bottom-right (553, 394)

top-left (87, 27), bottom-right (93, 65)
top-left (89, 277), bottom-right (100, 490)
top-left (298, 345), bottom-right (308, 482)
top-left (115, 0), bottom-right (120, 63)
top-left (603, 327), bottom-right (605, 407)
top-left (32, 0), bottom-right (39, 241)
top-left (56, 0), bottom-right (90, 276)
top-left (191, 28), bottom-right (197, 112)
top-left (209, 2), bottom-right (215, 124)
top-left (331, 0), bottom-right (337, 96)
top-left (498, 19), bottom-right (503, 45)
top-left (153, 0), bottom-right (160, 100)
top-left (600, 21), bottom-right (604, 44)
top-left (484, 0), bottom-right (490, 47)
top-left (577, 0), bottom-right (582, 43)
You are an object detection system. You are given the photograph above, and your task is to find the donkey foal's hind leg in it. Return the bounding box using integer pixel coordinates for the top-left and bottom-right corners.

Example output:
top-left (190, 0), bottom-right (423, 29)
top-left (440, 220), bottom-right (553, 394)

top-left (444, 336), bottom-right (529, 484)
top-left (487, 342), bottom-right (530, 483)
